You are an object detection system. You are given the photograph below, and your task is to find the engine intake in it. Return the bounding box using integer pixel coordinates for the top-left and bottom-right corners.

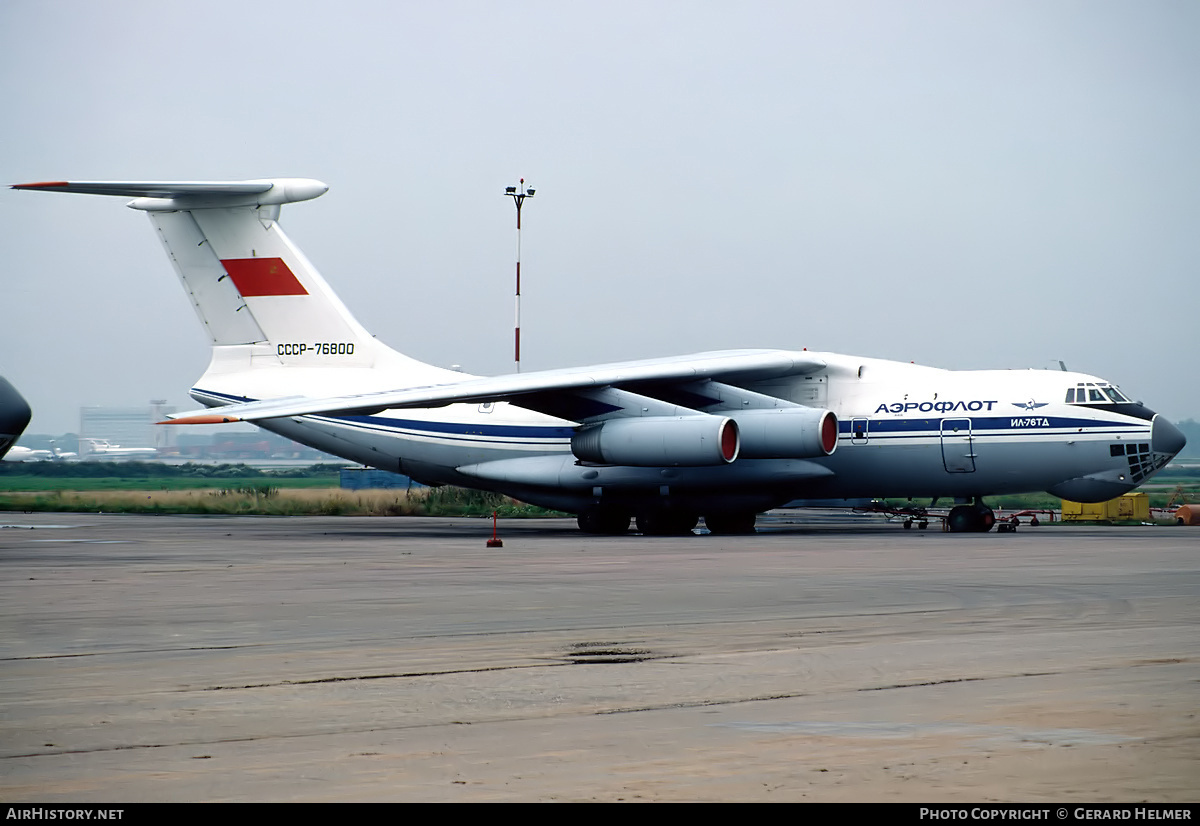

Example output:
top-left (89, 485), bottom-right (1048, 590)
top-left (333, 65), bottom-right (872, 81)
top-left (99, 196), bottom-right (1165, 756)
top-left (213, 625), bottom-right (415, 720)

top-left (571, 416), bottom-right (739, 467)
top-left (730, 408), bottom-right (838, 458)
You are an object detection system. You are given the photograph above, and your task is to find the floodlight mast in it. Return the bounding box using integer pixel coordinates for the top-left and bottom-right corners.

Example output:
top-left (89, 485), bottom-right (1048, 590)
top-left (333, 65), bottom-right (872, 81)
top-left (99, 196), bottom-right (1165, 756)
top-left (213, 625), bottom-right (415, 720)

top-left (503, 179), bottom-right (534, 372)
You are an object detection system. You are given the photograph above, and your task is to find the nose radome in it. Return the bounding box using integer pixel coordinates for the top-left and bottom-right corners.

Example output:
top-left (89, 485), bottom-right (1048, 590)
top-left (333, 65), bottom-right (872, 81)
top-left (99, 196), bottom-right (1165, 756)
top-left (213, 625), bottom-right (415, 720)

top-left (1152, 415), bottom-right (1186, 458)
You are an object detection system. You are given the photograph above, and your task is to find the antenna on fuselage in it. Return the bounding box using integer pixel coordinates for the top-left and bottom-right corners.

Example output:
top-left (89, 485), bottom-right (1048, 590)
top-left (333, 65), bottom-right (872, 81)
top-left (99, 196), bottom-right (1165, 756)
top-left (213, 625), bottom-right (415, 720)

top-left (1058, 360), bottom-right (1068, 372)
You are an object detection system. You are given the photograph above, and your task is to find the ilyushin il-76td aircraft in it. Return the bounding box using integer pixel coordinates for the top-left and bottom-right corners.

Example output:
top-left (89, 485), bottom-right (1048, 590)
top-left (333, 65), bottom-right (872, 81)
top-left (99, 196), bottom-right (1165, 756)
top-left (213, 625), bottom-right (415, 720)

top-left (13, 178), bottom-right (1187, 535)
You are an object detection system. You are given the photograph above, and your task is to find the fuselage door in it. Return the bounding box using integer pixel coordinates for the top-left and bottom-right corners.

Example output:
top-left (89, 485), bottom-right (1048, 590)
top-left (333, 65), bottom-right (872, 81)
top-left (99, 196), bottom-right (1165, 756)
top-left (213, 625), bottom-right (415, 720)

top-left (851, 417), bottom-right (869, 445)
top-left (940, 417), bottom-right (976, 473)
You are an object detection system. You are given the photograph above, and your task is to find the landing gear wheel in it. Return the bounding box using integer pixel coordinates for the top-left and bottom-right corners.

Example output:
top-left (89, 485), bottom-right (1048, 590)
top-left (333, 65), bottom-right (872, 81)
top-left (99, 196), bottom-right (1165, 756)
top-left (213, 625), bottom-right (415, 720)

top-left (947, 503), bottom-right (997, 532)
top-left (947, 506), bottom-right (974, 532)
top-left (636, 509), bottom-right (699, 536)
top-left (577, 508), bottom-right (632, 535)
top-left (975, 503), bottom-right (996, 532)
top-left (703, 512), bottom-right (757, 535)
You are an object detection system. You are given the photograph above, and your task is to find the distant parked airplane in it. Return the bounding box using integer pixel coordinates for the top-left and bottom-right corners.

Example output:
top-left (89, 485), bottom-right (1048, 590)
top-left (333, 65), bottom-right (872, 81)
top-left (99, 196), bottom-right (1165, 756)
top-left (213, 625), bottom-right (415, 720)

top-left (2, 446), bottom-right (52, 462)
top-left (78, 438), bottom-right (157, 460)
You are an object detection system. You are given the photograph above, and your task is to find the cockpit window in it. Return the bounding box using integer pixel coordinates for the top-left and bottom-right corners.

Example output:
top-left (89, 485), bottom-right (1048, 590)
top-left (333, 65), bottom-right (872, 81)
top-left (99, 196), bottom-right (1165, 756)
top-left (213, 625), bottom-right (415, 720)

top-left (1066, 383), bottom-right (1132, 405)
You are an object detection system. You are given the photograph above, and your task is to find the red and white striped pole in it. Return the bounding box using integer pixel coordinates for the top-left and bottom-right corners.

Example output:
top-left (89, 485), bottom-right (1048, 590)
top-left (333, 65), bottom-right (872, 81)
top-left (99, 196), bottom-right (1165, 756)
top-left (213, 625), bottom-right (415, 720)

top-left (504, 180), bottom-right (534, 372)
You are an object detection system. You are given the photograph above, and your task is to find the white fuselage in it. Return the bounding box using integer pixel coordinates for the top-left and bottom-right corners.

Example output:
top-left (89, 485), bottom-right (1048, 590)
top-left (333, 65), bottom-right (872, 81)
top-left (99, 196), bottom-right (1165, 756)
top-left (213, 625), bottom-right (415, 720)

top-left (191, 350), bottom-right (1167, 513)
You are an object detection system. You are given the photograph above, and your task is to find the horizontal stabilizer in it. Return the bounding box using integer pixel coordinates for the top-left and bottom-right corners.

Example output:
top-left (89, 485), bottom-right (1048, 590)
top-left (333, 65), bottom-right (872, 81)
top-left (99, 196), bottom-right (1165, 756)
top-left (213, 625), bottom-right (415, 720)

top-left (13, 180), bottom-right (272, 197)
top-left (12, 178), bottom-right (328, 208)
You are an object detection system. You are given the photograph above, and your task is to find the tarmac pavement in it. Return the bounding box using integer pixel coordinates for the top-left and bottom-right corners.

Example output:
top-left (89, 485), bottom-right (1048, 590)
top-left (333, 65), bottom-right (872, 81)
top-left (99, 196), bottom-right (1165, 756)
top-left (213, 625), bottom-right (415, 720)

top-left (1, 512), bottom-right (1196, 802)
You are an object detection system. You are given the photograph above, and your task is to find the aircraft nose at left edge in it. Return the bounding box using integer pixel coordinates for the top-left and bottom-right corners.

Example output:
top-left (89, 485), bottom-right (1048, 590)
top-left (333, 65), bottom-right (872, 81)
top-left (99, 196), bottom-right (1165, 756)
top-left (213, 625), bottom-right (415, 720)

top-left (1153, 415), bottom-right (1187, 459)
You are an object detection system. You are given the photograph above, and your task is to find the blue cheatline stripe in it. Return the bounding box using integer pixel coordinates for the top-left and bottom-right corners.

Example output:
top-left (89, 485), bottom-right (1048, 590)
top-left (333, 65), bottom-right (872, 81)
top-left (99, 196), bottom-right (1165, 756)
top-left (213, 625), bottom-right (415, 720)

top-left (193, 388), bottom-right (576, 442)
top-left (838, 416), bottom-right (1145, 435)
top-left (842, 430), bottom-right (1139, 442)
top-left (336, 414), bottom-right (575, 439)
top-left (316, 415), bottom-right (572, 446)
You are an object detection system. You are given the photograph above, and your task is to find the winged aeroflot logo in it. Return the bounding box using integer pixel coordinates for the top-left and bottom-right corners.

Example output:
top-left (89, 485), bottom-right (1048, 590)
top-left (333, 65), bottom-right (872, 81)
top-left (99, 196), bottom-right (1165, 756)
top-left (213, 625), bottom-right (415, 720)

top-left (1012, 400), bottom-right (1049, 411)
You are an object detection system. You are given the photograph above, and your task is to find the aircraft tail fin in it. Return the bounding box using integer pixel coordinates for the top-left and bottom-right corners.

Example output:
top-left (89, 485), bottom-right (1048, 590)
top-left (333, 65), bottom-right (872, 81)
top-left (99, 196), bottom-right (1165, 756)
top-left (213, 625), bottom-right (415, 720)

top-left (13, 179), bottom-right (440, 378)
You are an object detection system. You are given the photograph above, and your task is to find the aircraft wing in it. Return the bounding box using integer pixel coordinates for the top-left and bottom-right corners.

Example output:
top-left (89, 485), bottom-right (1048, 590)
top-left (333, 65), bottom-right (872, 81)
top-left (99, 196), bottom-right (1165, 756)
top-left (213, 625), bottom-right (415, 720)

top-left (165, 349), bottom-right (826, 424)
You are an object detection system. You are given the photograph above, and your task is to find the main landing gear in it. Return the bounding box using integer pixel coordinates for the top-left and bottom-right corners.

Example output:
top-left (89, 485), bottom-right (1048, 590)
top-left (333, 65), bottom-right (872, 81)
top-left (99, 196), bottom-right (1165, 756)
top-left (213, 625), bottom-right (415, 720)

top-left (577, 507), bottom-right (633, 535)
top-left (577, 507), bottom-right (759, 536)
top-left (946, 500), bottom-right (996, 533)
top-left (635, 508), bottom-right (699, 536)
top-left (702, 511), bottom-right (758, 535)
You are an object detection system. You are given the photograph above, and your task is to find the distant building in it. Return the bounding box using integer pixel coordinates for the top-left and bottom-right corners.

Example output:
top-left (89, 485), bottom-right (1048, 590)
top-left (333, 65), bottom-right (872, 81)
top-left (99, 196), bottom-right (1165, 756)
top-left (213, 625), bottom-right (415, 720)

top-left (340, 467), bottom-right (421, 490)
top-left (78, 403), bottom-right (344, 462)
top-left (172, 428), bottom-right (343, 462)
top-left (80, 403), bottom-right (177, 452)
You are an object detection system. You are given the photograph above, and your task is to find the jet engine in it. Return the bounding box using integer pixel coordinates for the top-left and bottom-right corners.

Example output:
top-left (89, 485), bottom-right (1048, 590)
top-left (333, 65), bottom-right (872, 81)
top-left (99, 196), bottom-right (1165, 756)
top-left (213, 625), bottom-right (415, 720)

top-left (729, 407), bottom-right (838, 458)
top-left (571, 416), bottom-right (740, 466)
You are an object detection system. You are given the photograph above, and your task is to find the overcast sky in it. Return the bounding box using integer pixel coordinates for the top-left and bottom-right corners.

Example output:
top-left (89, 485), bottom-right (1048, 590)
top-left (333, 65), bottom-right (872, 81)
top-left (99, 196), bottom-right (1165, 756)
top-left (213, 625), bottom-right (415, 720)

top-left (2, 0), bottom-right (1197, 436)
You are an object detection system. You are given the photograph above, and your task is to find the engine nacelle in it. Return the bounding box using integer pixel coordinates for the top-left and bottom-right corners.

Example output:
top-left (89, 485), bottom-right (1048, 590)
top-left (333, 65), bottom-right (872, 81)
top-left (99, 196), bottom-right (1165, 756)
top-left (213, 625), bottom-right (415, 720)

top-left (571, 416), bottom-right (740, 467)
top-left (729, 407), bottom-right (838, 458)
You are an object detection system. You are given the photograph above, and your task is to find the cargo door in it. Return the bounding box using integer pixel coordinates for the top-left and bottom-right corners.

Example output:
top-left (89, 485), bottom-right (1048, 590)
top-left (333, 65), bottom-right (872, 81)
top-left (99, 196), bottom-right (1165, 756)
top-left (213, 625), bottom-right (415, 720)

top-left (940, 418), bottom-right (976, 473)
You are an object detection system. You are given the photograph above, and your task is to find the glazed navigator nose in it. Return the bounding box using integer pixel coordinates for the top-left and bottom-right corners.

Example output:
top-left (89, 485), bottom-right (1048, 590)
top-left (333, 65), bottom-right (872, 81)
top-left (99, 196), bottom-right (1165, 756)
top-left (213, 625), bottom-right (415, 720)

top-left (1152, 415), bottom-right (1186, 459)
